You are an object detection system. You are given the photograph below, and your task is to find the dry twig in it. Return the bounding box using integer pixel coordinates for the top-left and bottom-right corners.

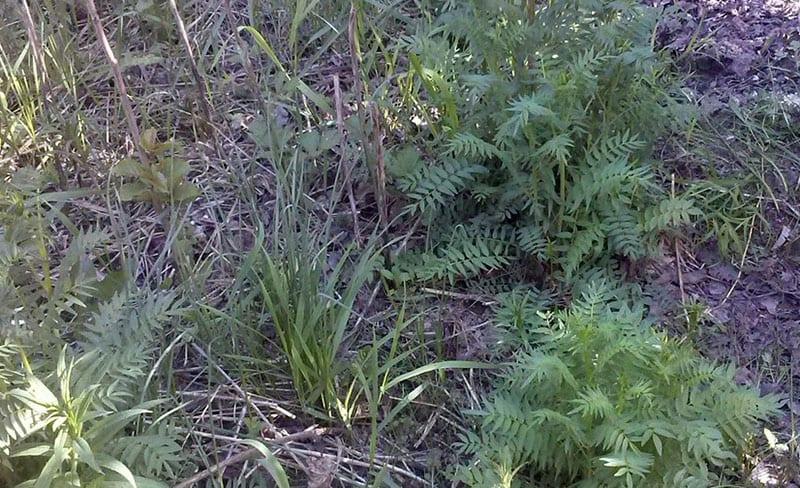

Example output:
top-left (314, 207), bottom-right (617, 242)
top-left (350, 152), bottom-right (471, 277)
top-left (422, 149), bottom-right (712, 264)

top-left (174, 428), bottom-right (328, 488)
top-left (166, 0), bottom-right (214, 126)
top-left (83, 0), bottom-right (149, 165)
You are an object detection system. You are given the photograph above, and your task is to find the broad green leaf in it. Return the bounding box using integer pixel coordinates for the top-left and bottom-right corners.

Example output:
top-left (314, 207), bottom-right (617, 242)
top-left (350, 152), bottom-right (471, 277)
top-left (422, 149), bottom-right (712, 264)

top-left (159, 157), bottom-right (191, 184)
top-left (96, 455), bottom-right (136, 488)
top-left (34, 432), bottom-right (67, 488)
top-left (298, 130), bottom-right (321, 155)
top-left (74, 437), bottom-right (101, 472)
top-left (238, 439), bottom-right (290, 488)
top-left (112, 159), bottom-right (144, 178)
top-left (9, 444), bottom-right (51, 457)
top-left (170, 182), bottom-right (200, 203)
top-left (117, 182), bottom-right (150, 202)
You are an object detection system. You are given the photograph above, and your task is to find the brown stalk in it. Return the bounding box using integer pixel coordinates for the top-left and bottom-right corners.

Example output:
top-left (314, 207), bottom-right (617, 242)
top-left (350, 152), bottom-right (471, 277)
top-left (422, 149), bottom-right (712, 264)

top-left (369, 102), bottom-right (388, 227)
top-left (333, 74), bottom-right (361, 243)
top-left (348, 3), bottom-right (387, 228)
top-left (166, 0), bottom-right (214, 127)
top-left (17, 0), bottom-right (47, 92)
top-left (83, 0), bottom-right (149, 165)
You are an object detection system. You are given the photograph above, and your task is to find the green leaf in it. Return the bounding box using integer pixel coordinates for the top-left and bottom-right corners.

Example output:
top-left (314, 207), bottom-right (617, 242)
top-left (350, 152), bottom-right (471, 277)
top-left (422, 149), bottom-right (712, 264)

top-left (170, 182), bottom-right (200, 203)
top-left (298, 130), bottom-right (322, 155)
top-left (117, 182), bottom-right (151, 202)
top-left (74, 437), bottom-right (101, 472)
top-left (96, 455), bottom-right (137, 488)
top-left (9, 444), bottom-right (51, 457)
top-left (112, 159), bottom-right (145, 178)
top-left (159, 157), bottom-right (191, 184)
top-left (383, 361), bottom-right (493, 391)
top-left (237, 439), bottom-right (290, 488)
top-left (34, 432), bottom-right (67, 488)
top-left (238, 26), bottom-right (332, 115)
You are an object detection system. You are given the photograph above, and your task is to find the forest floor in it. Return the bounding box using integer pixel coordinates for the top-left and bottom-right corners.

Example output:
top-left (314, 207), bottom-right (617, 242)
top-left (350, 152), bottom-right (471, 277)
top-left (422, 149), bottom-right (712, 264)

top-left (647, 1), bottom-right (800, 484)
top-left (2, 0), bottom-right (800, 486)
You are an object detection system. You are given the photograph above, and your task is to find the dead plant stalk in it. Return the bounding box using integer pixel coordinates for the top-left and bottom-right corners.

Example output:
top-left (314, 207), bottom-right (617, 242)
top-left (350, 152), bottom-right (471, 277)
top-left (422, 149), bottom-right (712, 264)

top-left (166, 0), bottom-right (214, 125)
top-left (83, 0), bottom-right (149, 165)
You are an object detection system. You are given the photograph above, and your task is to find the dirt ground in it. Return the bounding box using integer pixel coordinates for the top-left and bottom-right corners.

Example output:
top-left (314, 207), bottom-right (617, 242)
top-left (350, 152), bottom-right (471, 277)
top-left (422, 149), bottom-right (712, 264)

top-left (650, 0), bottom-right (800, 104)
top-left (645, 1), bottom-right (800, 484)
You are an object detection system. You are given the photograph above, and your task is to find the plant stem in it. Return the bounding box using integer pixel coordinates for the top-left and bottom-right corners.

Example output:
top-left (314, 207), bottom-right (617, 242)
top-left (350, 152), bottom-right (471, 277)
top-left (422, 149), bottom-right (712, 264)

top-left (83, 0), bottom-right (149, 165)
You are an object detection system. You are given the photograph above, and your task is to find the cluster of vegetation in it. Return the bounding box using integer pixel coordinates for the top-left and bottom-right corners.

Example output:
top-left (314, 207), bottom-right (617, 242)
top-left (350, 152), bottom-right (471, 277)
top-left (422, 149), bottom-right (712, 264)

top-left (1, 0), bottom-right (794, 486)
top-left (457, 285), bottom-right (779, 487)
top-left (387, 0), bottom-right (696, 286)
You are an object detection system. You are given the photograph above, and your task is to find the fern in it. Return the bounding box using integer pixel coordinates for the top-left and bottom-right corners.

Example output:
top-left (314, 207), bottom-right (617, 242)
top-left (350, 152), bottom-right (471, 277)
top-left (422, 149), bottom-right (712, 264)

top-left (391, 0), bottom-right (689, 285)
top-left (387, 228), bottom-right (514, 285)
top-left (456, 284), bottom-right (781, 487)
top-left (0, 290), bottom-right (184, 486)
top-left (396, 159), bottom-right (487, 216)
top-left (447, 132), bottom-right (502, 160)
top-left (645, 196), bottom-right (703, 232)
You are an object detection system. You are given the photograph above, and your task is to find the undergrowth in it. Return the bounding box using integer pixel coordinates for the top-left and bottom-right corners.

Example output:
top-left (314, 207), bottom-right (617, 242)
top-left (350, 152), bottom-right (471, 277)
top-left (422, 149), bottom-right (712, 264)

top-left (0, 0), bottom-right (793, 486)
top-left (386, 0), bottom-right (698, 287)
top-left (456, 284), bottom-right (780, 488)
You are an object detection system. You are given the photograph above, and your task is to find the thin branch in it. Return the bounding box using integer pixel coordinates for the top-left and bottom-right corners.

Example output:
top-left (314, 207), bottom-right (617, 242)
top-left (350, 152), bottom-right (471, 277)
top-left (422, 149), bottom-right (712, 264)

top-left (83, 0), bottom-right (149, 165)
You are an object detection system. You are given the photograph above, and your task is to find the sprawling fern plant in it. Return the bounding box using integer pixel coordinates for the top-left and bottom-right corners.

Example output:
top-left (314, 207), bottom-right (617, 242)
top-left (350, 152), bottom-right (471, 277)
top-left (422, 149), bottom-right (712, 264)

top-left (389, 0), bottom-right (697, 284)
top-left (0, 289), bottom-right (185, 487)
top-left (455, 285), bottom-right (780, 487)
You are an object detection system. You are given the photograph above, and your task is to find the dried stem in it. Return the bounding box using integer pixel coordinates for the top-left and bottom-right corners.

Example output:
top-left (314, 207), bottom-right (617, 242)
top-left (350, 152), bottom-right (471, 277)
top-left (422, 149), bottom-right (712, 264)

top-left (17, 0), bottom-right (67, 186)
top-left (173, 428), bottom-right (328, 488)
top-left (83, 0), bottom-right (149, 165)
top-left (17, 0), bottom-right (47, 92)
top-left (166, 0), bottom-right (214, 126)
top-left (333, 74), bottom-right (361, 242)
top-left (369, 102), bottom-right (388, 226)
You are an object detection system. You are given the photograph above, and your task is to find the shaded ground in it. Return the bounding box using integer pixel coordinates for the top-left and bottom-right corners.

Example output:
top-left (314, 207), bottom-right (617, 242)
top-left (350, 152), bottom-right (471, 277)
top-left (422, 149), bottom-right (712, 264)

top-left (646, 0), bottom-right (800, 484)
top-left (650, 0), bottom-right (800, 107)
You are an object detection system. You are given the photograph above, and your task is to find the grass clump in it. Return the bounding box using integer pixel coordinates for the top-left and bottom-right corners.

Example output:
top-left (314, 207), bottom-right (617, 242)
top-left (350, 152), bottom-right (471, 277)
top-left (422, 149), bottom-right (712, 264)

top-left (248, 159), bottom-right (381, 414)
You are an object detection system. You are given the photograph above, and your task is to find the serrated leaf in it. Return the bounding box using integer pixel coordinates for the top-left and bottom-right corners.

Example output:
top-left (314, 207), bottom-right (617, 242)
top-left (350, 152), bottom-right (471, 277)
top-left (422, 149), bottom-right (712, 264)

top-left (111, 159), bottom-right (144, 178)
top-left (117, 182), bottom-right (150, 202)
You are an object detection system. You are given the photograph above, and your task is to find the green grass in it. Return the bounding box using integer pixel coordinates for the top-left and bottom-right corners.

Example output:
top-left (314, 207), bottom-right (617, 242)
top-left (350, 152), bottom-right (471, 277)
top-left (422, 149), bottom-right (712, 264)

top-left (0, 0), bottom-right (797, 486)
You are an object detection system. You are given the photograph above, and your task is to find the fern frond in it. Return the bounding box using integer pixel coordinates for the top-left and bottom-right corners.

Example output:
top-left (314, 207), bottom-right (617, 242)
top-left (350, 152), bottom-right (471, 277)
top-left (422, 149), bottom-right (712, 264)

top-left (115, 430), bottom-right (183, 479)
top-left (585, 131), bottom-right (645, 167)
top-left (494, 94), bottom-right (555, 145)
top-left (534, 134), bottom-right (574, 163)
top-left (644, 197), bottom-right (703, 232)
top-left (560, 223), bottom-right (606, 279)
top-left (446, 132), bottom-right (501, 160)
top-left (75, 291), bottom-right (179, 410)
top-left (517, 224), bottom-right (548, 259)
top-left (398, 160), bottom-right (487, 215)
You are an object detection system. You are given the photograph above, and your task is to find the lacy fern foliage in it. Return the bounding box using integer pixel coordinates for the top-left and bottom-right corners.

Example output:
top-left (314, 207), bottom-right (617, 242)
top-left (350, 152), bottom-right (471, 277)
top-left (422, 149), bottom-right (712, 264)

top-left (391, 0), bottom-right (694, 283)
top-left (455, 286), bottom-right (780, 487)
top-left (0, 291), bottom-right (183, 487)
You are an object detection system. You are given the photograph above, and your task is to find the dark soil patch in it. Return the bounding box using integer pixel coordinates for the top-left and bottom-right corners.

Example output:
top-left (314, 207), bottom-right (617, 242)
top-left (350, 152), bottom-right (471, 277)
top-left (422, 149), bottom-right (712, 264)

top-left (649, 0), bottom-right (800, 106)
top-left (644, 2), bottom-right (800, 482)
